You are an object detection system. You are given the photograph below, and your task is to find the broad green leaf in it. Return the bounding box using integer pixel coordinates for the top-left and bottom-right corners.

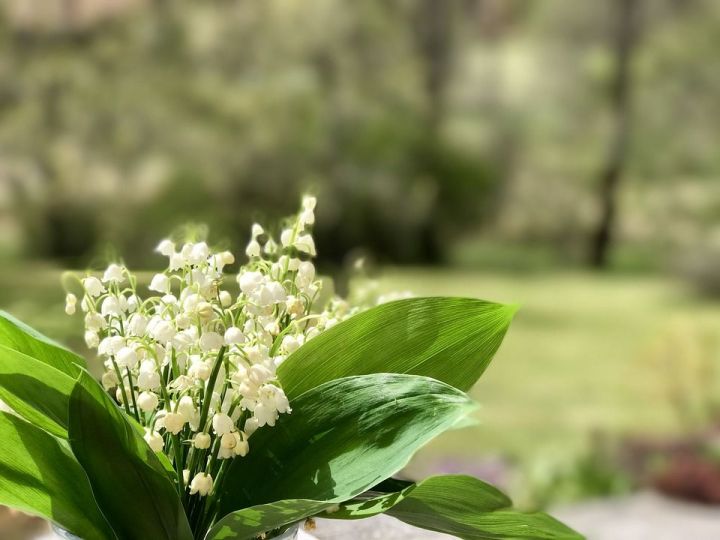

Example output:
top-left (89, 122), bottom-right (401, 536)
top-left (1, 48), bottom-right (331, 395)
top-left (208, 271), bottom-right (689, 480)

top-left (218, 374), bottom-right (476, 516)
top-left (0, 344), bottom-right (75, 438)
top-left (0, 310), bottom-right (86, 376)
top-left (278, 297), bottom-right (516, 398)
top-left (206, 500), bottom-right (331, 540)
top-left (68, 370), bottom-right (193, 540)
top-left (326, 475), bottom-right (581, 539)
top-left (0, 411), bottom-right (114, 540)
top-left (327, 475), bottom-right (510, 520)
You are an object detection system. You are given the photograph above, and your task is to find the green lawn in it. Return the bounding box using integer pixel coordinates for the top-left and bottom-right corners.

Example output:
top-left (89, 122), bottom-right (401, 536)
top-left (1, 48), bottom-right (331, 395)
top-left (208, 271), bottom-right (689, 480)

top-left (3, 263), bottom-right (720, 490)
top-left (377, 268), bottom-right (720, 480)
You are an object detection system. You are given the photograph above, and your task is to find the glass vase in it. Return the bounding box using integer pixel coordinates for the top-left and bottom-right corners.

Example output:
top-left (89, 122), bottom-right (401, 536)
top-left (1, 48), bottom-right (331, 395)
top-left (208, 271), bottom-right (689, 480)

top-left (53, 522), bottom-right (301, 539)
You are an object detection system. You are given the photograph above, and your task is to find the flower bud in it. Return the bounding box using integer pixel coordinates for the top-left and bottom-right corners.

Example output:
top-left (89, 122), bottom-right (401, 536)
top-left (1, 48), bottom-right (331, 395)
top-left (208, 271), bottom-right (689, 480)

top-left (196, 302), bottom-right (214, 321)
top-left (224, 327), bottom-right (245, 345)
top-left (219, 290), bottom-right (232, 308)
top-left (64, 293), bottom-right (77, 315)
top-left (128, 314), bottom-right (148, 336)
top-left (137, 391), bottom-right (159, 412)
top-left (177, 396), bottom-right (196, 421)
top-left (193, 432), bottom-right (211, 450)
top-left (245, 240), bottom-right (261, 258)
top-left (84, 330), bottom-right (99, 349)
top-left (233, 432), bottom-right (249, 457)
top-left (144, 429), bottom-right (164, 453)
top-left (101, 371), bottom-right (119, 390)
top-left (220, 431), bottom-right (237, 449)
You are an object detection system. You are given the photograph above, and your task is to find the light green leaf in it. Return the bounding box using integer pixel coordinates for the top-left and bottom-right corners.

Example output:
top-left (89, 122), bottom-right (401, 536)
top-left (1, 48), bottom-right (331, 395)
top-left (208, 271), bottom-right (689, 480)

top-left (0, 344), bottom-right (75, 438)
top-left (0, 411), bottom-right (114, 540)
top-left (278, 297), bottom-right (516, 399)
top-left (326, 475), bottom-right (582, 540)
top-left (68, 370), bottom-right (193, 540)
top-left (217, 374), bottom-right (476, 516)
top-left (206, 500), bottom-right (331, 540)
top-left (0, 310), bottom-right (86, 376)
top-left (327, 475), bottom-right (510, 520)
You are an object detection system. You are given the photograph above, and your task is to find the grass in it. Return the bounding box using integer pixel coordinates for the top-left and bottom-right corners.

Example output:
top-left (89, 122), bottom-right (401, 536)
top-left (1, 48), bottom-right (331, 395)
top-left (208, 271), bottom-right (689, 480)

top-left (3, 262), bottom-right (720, 492)
top-left (376, 268), bottom-right (720, 481)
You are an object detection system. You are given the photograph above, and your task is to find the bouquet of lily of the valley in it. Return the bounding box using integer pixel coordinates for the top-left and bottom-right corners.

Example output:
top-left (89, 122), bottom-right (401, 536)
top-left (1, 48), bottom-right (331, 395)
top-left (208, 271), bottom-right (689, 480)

top-left (0, 197), bottom-right (580, 540)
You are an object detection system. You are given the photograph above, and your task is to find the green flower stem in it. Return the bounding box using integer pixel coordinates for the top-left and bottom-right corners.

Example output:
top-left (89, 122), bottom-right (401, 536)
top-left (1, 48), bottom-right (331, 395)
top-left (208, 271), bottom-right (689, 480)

top-left (172, 433), bottom-right (185, 495)
top-left (184, 346), bottom-right (226, 500)
top-left (197, 346), bottom-right (226, 437)
top-left (110, 357), bottom-right (133, 417)
top-left (125, 368), bottom-right (141, 423)
top-left (197, 459), bottom-right (229, 536)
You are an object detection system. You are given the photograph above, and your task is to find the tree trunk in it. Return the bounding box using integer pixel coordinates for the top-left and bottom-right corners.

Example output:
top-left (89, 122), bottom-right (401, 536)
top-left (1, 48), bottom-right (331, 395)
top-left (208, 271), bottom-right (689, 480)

top-left (589, 0), bottom-right (640, 268)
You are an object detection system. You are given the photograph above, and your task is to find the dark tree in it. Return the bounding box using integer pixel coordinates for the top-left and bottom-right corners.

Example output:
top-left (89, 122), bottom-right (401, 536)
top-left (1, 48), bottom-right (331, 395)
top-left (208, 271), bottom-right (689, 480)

top-left (589, 0), bottom-right (641, 268)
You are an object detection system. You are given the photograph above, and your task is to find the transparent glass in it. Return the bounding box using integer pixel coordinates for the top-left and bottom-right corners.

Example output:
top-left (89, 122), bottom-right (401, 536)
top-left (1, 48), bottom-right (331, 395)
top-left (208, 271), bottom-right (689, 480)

top-left (269, 522), bottom-right (301, 539)
top-left (51, 525), bottom-right (81, 540)
top-left (53, 522), bottom-right (300, 539)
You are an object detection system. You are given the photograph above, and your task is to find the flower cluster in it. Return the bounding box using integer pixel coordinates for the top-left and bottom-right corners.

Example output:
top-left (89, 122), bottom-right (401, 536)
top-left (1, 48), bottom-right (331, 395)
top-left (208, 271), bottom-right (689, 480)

top-left (64, 196), bottom-right (360, 500)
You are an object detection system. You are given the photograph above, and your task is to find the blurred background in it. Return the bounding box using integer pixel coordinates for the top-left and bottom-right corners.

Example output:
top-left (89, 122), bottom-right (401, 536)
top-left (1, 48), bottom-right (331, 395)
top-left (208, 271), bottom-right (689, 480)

top-left (1, 0), bottom-right (720, 537)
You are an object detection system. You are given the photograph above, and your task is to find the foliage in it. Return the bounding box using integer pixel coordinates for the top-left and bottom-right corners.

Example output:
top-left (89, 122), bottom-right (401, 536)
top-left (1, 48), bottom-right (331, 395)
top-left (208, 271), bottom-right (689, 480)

top-left (0, 304), bottom-right (583, 539)
top-left (0, 202), bottom-right (581, 540)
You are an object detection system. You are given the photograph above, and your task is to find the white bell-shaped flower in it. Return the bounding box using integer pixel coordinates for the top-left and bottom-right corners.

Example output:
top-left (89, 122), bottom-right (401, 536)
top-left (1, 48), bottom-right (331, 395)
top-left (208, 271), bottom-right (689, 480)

top-left (149, 273), bottom-right (170, 294)
top-left (103, 264), bottom-right (125, 283)
top-left (224, 327), bottom-right (245, 345)
top-left (245, 240), bottom-right (261, 258)
top-left (156, 239), bottom-right (175, 257)
top-left (137, 391), bottom-right (159, 412)
top-left (295, 234), bottom-right (316, 256)
top-left (189, 473), bottom-right (213, 496)
top-left (200, 331), bottom-right (224, 352)
top-left (144, 429), bottom-right (164, 452)
top-left (115, 347), bottom-right (138, 369)
top-left (193, 432), bottom-right (211, 449)
top-left (164, 412), bottom-right (186, 435)
top-left (82, 276), bottom-right (105, 297)
top-left (64, 293), bottom-right (77, 315)
top-left (212, 413), bottom-right (234, 436)
top-left (84, 330), bottom-right (99, 349)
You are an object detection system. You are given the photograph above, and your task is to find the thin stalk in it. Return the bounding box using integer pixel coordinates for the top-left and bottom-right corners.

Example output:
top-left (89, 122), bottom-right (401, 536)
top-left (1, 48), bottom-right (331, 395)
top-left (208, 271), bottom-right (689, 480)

top-left (197, 459), bottom-right (230, 535)
top-left (184, 346), bottom-right (226, 497)
top-left (125, 368), bottom-right (141, 423)
top-left (197, 346), bottom-right (227, 434)
top-left (111, 357), bottom-right (133, 417)
top-left (172, 434), bottom-right (185, 495)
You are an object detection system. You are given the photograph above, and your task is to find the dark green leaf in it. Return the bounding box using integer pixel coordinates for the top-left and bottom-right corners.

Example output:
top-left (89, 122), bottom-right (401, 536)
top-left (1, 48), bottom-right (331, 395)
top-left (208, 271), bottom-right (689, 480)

top-left (326, 474), bottom-right (582, 539)
top-left (0, 310), bottom-right (86, 376)
top-left (0, 411), bottom-right (114, 540)
top-left (206, 500), bottom-right (331, 540)
top-left (218, 374), bottom-right (476, 516)
top-left (278, 297), bottom-right (516, 399)
top-left (0, 344), bottom-right (75, 437)
top-left (68, 370), bottom-right (193, 540)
